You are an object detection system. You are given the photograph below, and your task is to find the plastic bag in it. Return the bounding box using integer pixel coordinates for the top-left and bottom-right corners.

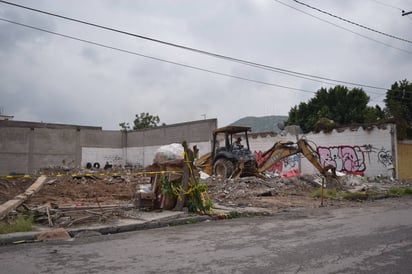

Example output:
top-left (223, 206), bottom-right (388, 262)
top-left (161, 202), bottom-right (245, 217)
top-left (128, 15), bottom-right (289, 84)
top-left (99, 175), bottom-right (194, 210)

top-left (153, 143), bottom-right (184, 165)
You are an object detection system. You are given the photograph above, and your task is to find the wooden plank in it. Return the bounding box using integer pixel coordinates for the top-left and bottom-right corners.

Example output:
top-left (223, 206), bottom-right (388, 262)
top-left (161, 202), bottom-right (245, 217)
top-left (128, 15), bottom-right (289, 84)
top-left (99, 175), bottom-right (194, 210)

top-left (0, 176), bottom-right (48, 220)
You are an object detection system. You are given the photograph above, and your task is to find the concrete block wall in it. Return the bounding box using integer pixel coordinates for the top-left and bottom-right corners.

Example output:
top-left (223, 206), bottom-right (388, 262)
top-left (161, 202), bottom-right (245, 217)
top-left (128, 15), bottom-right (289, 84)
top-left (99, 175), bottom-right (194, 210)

top-left (248, 123), bottom-right (397, 178)
top-left (126, 142), bottom-right (211, 168)
top-left (81, 119), bottom-right (216, 168)
top-left (1, 119), bottom-right (398, 178)
top-left (0, 127), bottom-right (31, 174)
top-left (304, 125), bottom-right (396, 178)
top-left (0, 119), bottom-right (217, 175)
top-left (0, 121), bottom-right (94, 174)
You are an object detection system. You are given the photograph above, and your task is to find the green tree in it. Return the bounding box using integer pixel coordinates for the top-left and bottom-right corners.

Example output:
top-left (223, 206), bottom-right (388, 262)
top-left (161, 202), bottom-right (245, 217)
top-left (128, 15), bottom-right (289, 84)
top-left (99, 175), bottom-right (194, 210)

top-left (286, 85), bottom-right (377, 133)
top-left (364, 105), bottom-right (385, 123)
top-left (384, 79), bottom-right (412, 139)
top-left (119, 112), bottom-right (162, 131)
top-left (119, 122), bottom-right (131, 132)
top-left (133, 112), bottom-right (160, 130)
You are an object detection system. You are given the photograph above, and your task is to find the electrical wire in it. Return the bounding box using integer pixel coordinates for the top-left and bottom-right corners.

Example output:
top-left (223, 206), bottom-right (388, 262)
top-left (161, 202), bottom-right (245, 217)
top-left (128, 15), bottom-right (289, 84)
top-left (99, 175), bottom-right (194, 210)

top-left (274, 0), bottom-right (412, 55)
top-left (291, 0), bottom-right (412, 44)
top-left (3, 16), bottom-right (395, 99)
top-left (2, 1), bottom-right (409, 99)
top-left (0, 0), bottom-right (393, 92)
top-left (4, 17), bottom-right (410, 103)
top-left (0, 17), bottom-right (316, 95)
top-left (369, 0), bottom-right (412, 22)
top-left (369, 0), bottom-right (404, 12)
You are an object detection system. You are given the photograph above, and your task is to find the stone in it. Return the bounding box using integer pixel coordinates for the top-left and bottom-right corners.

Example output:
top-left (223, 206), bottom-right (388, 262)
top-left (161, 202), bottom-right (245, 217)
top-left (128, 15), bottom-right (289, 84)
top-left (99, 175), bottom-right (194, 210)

top-left (36, 228), bottom-right (71, 241)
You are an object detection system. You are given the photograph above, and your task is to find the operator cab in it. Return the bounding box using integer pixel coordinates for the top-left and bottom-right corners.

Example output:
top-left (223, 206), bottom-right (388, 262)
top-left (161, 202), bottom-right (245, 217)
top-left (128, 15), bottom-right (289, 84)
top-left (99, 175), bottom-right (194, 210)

top-left (212, 126), bottom-right (251, 157)
top-left (211, 126), bottom-right (257, 178)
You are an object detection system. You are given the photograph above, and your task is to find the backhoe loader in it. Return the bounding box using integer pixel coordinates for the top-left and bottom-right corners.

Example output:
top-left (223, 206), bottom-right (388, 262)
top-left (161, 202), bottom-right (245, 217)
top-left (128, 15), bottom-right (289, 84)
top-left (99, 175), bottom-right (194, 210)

top-left (195, 126), bottom-right (335, 178)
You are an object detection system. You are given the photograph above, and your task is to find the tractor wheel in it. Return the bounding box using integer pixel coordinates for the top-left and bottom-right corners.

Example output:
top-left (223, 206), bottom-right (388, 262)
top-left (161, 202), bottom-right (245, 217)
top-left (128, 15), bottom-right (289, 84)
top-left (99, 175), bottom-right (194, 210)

top-left (213, 159), bottom-right (234, 178)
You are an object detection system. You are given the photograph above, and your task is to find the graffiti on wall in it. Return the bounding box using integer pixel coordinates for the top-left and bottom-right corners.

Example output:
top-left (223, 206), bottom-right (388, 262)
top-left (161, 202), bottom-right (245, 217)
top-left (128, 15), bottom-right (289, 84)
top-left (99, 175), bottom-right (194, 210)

top-left (104, 155), bottom-right (123, 166)
top-left (361, 144), bottom-right (393, 168)
top-left (317, 144), bottom-right (393, 175)
top-left (254, 151), bottom-right (282, 172)
top-left (317, 146), bottom-right (365, 175)
top-left (254, 151), bottom-right (300, 177)
top-left (282, 155), bottom-right (299, 169)
top-left (377, 150), bottom-right (393, 167)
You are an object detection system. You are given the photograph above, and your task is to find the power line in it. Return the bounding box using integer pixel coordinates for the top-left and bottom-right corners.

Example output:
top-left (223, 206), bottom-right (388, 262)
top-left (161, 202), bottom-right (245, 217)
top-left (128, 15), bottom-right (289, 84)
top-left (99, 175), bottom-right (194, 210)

top-left (6, 16), bottom-right (408, 101)
top-left (402, 10), bottom-right (412, 16)
top-left (369, 0), bottom-right (404, 12)
top-left (291, 0), bottom-right (412, 44)
top-left (0, 0), bottom-right (391, 92)
top-left (369, 0), bottom-right (412, 22)
top-left (3, 0), bottom-right (409, 99)
top-left (274, 0), bottom-right (412, 55)
top-left (0, 17), bottom-right (316, 95)
top-left (5, 18), bottom-right (411, 105)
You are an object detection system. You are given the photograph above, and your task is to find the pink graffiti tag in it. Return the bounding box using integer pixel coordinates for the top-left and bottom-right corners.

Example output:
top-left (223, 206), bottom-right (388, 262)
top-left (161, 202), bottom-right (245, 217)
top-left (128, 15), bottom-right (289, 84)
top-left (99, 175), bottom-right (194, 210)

top-left (254, 151), bottom-right (283, 172)
top-left (317, 145), bottom-right (366, 174)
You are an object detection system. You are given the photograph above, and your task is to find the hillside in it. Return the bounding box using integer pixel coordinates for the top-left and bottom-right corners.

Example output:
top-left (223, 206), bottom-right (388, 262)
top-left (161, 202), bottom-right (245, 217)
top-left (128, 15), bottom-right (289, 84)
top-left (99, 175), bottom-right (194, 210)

top-left (229, 115), bottom-right (288, 133)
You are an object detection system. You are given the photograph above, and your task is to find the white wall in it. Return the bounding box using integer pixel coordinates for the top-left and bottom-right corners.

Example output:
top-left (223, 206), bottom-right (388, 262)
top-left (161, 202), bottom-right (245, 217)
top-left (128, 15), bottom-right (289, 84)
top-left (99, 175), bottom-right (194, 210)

top-left (82, 141), bottom-right (211, 169)
top-left (82, 147), bottom-right (124, 167)
top-left (249, 124), bottom-right (397, 178)
top-left (81, 123), bottom-right (397, 179)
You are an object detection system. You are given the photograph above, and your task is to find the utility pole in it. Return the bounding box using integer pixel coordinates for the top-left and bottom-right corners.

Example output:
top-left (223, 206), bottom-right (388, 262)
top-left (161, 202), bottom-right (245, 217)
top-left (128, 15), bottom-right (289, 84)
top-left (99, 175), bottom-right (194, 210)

top-left (402, 10), bottom-right (412, 16)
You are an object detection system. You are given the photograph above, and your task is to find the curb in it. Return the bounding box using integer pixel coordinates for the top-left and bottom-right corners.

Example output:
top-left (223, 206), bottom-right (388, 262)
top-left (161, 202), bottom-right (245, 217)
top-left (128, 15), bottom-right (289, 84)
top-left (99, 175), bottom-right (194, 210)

top-left (0, 231), bottom-right (39, 245)
top-left (68, 215), bottom-right (211, 237)
top-left (0, 214), bottom-right (212, 246)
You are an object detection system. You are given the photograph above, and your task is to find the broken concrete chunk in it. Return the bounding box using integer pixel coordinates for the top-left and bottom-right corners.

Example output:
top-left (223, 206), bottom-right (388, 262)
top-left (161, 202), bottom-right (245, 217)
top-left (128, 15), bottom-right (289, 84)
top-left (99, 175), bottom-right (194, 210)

top-left (36, 228), bottom-right (71, 241)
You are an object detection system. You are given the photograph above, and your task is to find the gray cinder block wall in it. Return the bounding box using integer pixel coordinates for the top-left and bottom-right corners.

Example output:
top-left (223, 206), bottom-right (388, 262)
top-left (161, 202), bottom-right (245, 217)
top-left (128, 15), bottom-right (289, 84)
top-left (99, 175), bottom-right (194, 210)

top-left (1, 119), bottom-right (398, 178)
top-left (0, 119), bottom-right (217, 175)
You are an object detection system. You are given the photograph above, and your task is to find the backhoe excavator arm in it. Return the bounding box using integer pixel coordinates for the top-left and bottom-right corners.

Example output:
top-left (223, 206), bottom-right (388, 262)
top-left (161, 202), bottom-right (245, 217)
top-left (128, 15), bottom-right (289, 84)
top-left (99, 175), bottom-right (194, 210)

top-left (296, 139), bottom-right (336, 176)
top-left (257, 141), bottom-right (300, 173)
top-left (257, 139), bottom-right (336, 177)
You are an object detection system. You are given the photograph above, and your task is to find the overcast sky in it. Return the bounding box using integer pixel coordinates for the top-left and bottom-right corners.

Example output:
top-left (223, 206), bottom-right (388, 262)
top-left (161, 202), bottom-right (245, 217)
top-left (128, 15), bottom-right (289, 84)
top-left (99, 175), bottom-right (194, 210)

top-left (0, 0), bottom-right (411, 130)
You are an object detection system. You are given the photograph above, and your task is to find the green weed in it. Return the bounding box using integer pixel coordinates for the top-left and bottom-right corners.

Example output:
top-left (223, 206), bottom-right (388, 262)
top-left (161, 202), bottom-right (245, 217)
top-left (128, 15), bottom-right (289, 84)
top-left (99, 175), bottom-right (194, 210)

top-left (387, 187), bottom-right (412, 197)
top-left (311, 187), bottom-right (412, 201)
top-left (311, 188), bottom-right (339, 199)
top-left (0, 215), bottom-right (34, 234)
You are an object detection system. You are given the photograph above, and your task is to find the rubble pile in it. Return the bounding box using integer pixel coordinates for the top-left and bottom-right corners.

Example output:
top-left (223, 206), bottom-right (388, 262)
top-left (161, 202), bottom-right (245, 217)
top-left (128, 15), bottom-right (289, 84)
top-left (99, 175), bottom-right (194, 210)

top-left (203, 175), bottom-right (322, 208)
top-left (203, 174), bottom-right (412, 209)
top-left (0, 173), bottom-right (163, 228)
top-left (338, 174), bottom-right (412, 192)
top-left (26, 174), bottom-right (142, 207)
top-left (1, 165), bottom-right (411, 229)
top-left (26, 203), bottom-right (136, 228)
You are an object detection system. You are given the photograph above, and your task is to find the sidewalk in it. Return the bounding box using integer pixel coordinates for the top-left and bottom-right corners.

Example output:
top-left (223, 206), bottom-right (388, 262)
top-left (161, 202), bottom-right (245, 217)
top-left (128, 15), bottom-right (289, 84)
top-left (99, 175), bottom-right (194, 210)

top-left (0, 210), bottom-right (211, 245)
top-left (0, 201), bottom-right (276, 245)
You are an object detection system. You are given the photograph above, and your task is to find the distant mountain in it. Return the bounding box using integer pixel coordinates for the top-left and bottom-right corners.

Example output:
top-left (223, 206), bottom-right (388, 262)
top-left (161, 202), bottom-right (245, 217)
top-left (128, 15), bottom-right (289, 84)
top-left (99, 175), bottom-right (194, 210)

top-left (229, 115), bottom-right (288, 133)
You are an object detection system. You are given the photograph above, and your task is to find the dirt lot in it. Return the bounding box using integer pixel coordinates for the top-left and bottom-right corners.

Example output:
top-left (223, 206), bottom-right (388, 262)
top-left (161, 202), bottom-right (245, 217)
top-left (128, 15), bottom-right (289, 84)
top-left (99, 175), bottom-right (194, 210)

top-left (1, 170), bottom-right (411, 228)
top-left (1, 173), bottom-right (328, 210)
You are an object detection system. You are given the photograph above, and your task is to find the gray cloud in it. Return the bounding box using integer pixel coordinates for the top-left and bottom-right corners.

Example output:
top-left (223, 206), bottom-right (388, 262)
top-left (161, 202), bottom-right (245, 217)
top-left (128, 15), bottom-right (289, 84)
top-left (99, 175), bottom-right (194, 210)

top-left (0, 0), bottom-right (411, 129)
top-left (0, 5), bottom-right (54, 52)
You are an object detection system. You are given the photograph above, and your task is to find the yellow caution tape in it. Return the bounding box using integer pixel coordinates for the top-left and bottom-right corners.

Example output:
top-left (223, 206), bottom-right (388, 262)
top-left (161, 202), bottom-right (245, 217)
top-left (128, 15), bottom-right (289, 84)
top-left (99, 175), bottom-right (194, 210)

top-left (0, 174), bottom-right (39, 179)
top-left (0, 170), bottom-right (184, 179)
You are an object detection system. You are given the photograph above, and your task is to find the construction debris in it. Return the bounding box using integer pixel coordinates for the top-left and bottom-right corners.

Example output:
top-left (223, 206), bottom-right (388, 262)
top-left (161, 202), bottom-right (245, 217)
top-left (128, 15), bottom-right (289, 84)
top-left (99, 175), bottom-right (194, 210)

top-left (203, 175), bottom-right (322, 208)
top-left (0, 164), bottom-right (411, 230)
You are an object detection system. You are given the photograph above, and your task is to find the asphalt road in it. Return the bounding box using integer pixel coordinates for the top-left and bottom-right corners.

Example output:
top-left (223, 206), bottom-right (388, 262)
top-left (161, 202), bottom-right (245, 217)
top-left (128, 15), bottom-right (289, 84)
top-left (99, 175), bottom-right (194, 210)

top-left (1, 197), bottom-right (412, 274)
